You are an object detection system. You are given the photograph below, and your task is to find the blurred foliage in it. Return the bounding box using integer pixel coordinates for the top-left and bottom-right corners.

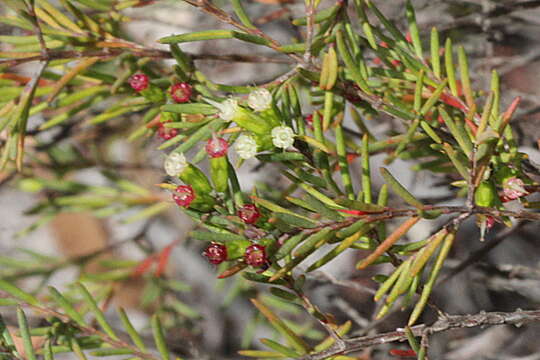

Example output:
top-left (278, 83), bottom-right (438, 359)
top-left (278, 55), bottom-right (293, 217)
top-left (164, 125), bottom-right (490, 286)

top-left (0, 0), bottom-right (539, 359)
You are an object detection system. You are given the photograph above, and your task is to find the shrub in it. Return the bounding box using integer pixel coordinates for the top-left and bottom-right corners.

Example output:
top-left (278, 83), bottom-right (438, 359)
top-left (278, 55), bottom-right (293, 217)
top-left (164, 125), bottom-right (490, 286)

top-left (1, 0), bottom-right (539, 359)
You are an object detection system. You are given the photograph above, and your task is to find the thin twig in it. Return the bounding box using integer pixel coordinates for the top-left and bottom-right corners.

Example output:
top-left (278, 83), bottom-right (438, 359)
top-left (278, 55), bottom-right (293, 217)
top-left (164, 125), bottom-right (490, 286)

top-left (181, 0), bottom-right (306, 65)
top-left (0, 49), bottom-right (293, 68)
top-left (302, 309), bottom-right (540, 359)
top-left (303, 0), bottom-right (316, 65)
top-left (22, 302), bottom-right (160, 360)
top-left (24, 0), bottom-right (48, 58)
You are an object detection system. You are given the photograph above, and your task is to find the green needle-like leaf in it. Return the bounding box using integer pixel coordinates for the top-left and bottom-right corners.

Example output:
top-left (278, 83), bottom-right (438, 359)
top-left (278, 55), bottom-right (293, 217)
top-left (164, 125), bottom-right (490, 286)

top-left (48, 286), bottom-right (86, 326)
top-left (379, 168), bottom-right (423, 208)
top-left (430, 27), bottom-right (441, 78)
top-left (17, 307), bottom-right (36, 360)
top-left (0, 279), bottom-right (40, 306)
top-left (151, 314), bottom-right (170, 360)
top-left (118, 307), bottom-right (147, 351)
top-left (75, 283), bottom-right (118, 340)
top-left (251, 298), bottom-right (309, 354)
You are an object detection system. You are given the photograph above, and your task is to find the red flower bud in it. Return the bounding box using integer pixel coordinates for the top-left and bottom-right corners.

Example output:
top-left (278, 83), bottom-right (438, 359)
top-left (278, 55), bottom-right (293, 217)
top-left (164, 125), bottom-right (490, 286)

top-left (157, 123), bottom-right (179, 140)
top-left (205, 137), bottom-right (229, 158)
top-left (170, 82), bottom-right (192, 103)
top-left (405, 32), bottom-right (412, 43)
top-left (486, 216), bottom-right (496, 229)
top-left (129, 74), bottom-right (149, 92)
top-left (172, 185), bottom-right (195, 207)
top-left (238, 204), bottom-right (261, 224)
top-left (244, 244), bottom-right (267, 267)
top-left (203, 243), bottom-right (228, 264)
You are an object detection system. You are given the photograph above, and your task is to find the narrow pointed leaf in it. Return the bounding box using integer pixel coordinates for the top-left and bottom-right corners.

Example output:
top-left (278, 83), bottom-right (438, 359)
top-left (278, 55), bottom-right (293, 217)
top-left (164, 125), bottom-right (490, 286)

top-left (457, 46), bottom-right (474, 107)
top-left (430, 27), bottom-right (441, 78)
top-left (379, 168), bottom-right (423, 208)
top-left (357, 216), bottom-right (419, 269)
top-left (406, 1), bottom-right (422, 57)
top-left (48, 286), bottom-right (86, 326)
top-left (151, 315), bottom-right (169, 360)
top-left (160, 30), bottom-right (234, 44)
top-left (408, 232), bottom-right (455, 325)
top-left (17, 307), bottom-right (36, 360)
top-left (250, 298), bottom-right (309, 354)
top-left (444, 38), bottom-right (458, 96)
top-left (0, 280), bottom-right (39, 306)
top-left (75, 283), bottom-right (118, 340)
top-left (118, 307), bottom-right (147, 351)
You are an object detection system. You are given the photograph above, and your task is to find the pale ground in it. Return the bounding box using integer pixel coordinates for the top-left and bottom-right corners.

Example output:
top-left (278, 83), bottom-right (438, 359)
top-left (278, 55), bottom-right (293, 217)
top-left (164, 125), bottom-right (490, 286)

top-left (2, 0), bottom-right (540, 359)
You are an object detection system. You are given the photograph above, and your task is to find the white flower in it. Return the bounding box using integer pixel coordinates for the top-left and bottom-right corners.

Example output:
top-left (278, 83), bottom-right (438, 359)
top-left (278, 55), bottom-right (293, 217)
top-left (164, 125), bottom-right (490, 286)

top-left (235, 134), bottom-right (258, 159)
top-left (205, 98), bottom-right (238, 121)
top-left (248, 88), bottom-right (272, 112)
top-left (271, 126), bottom-right (295, 149)
top-left (164, 152), bottom-right (187, 177)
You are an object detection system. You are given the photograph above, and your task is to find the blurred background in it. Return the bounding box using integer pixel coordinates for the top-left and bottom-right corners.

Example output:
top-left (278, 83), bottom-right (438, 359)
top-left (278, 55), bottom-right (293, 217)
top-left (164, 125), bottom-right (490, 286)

top-left (1, 0), bottom-right (540, 359)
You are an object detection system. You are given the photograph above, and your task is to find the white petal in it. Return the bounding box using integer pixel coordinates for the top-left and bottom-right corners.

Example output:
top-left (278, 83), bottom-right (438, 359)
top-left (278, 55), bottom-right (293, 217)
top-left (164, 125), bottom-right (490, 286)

top-left (164, 152), bottom-right (187, 177)
top-left (235, 134), bottom-right (258, 159)
top-left (248, 88), bottom-right (272, 112)
top-left (271, 126), bottom-right (295, 149)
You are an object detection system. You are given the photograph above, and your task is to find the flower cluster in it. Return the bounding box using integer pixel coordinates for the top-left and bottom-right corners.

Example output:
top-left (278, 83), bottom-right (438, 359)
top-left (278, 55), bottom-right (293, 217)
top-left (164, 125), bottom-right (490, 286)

top-left (202, 242), bottom-right (268, 268)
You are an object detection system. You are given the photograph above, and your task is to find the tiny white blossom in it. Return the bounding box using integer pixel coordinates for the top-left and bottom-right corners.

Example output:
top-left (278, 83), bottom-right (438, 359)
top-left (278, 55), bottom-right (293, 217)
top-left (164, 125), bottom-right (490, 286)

top-left (271, 126), bottom-right (295, 149)
top-left (205, 98), bottom-right (238, 121)
top-left (164, 152), bottom-right (187, 177)
top-left (248, 88), bottom-right (272, 112)
top-left (235, 134), bottom-right (258, 159)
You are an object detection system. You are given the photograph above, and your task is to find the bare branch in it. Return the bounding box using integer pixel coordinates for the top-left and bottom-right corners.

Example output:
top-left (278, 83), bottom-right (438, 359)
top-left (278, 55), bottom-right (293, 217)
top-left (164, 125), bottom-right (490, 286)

top-left (303, 309), bottom-right (540, 359)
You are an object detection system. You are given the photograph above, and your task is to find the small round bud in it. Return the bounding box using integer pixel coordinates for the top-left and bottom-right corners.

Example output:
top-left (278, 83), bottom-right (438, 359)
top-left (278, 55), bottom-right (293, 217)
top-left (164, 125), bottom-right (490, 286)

top-left (203, 243), bottom-right (227, 264)
top-left (205, 137), bottom-right (229, 158)
top-left (237, 204), bottom-right (261, 224)
top-left (157, 123), bottom-right (179, 140)
top-left (248, 88), bottom-right (272, 112)
top-left (304, 113), bottom-right (321, 130)
top-left (234, 134), bottom-right (258, 159)
top-left (244, 244), bottom-right (267, 267)
top-left (129, 74), bottom-right (149, 92)
top-left (486, 216), bottom-right (496, 229)
top-left (271, 126), bottom-right (295, 149)
top-left (172, 185), bottom-right (195, 207)
top-left (164, 152), bottom-right (187, 177)
top-left (170, 83), bottom-right (192, 103)
top-left (502, 177), bottom-right (527, 200)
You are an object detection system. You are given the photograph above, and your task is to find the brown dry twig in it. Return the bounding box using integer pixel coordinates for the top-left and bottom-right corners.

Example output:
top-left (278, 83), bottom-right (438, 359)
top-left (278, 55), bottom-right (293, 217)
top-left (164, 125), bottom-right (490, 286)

top-left (302, 309), bottom-right (540, 360)
top-left (0, 48), bottom-right (293, 69)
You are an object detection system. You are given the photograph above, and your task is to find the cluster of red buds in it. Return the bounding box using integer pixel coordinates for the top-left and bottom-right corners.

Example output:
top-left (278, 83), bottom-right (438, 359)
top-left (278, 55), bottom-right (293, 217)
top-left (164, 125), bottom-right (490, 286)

top-left (202, 242), bottom-right (268, 268)
top-left (202, 203), bottom-right (268, 267)
top-left (157, 120), bottom-right (179, 140)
